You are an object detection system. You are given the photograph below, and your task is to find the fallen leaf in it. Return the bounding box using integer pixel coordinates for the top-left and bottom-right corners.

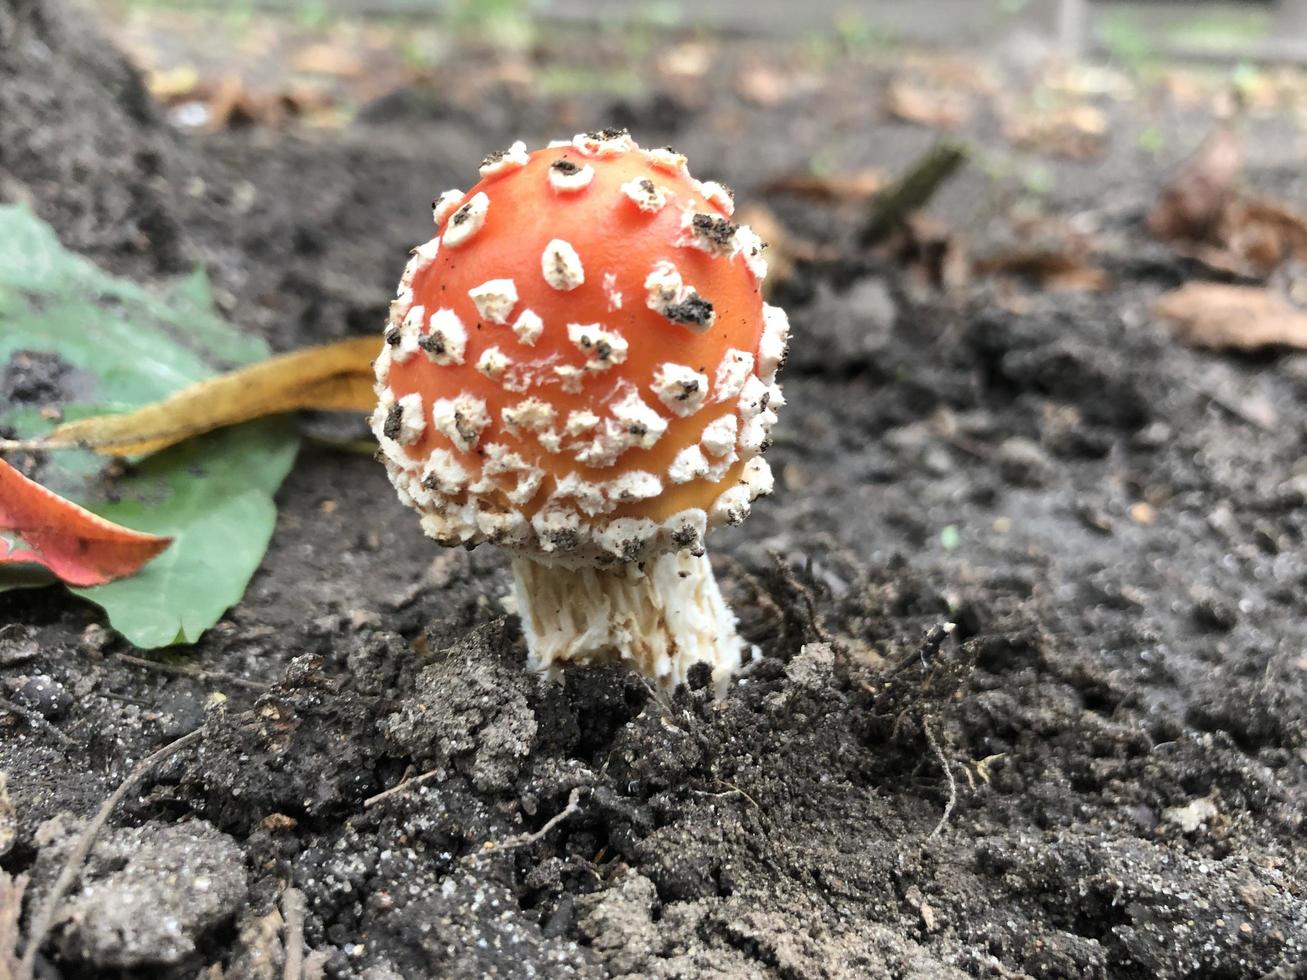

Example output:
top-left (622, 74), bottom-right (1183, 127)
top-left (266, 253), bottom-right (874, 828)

top-left (291, 44), bottom-right (366, 78)
top-left (1044, 63), bottom-right (1134, 100)
top-left (0, 204), bottom-right (299, 647)
top-left (890, 213), bottom-right (970, 294)
top-left (1147, 127), bottom-right (1242, 242)
top-left (1146, 127), bottom-right (1307, 278)
top-left (1154, 283), bottom-right (1307, 349)
top-left (975, 248), bottom-right (1110, 292)
top-left (47, 338), bottom-right (377, 457)
top-left (280, 82), bottom-right (337, 118)
top-left (736, 64), bottom-right (791, 106)
top-left (1003, 102), bottom-right (1108, 160)
top-left (0, 459), bottom-right (171, 586)
top-left (207, 74), bottom-right (284, 130)
top-left (885, 78), bottom-right (969, 130)
top-left (760, 169), bottom-right (886, 202)
top-left (1227, 197), bottom-right (1307, 268)
top-left (732, 204), bottom-right (829, 297)
top-left (658, 42), bottom-right (712, 80)
top-left (70, 422), bottom-right (298, 647)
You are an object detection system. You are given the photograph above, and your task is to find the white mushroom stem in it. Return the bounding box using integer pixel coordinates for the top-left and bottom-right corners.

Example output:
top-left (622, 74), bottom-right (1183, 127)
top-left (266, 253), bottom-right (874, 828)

top-left (508, 550), bottom-right (744, 692)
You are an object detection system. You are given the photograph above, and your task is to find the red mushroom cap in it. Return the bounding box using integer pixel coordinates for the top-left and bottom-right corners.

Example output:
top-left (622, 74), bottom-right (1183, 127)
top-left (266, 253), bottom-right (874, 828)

top-left (373, 131), bottom-right (788, 562)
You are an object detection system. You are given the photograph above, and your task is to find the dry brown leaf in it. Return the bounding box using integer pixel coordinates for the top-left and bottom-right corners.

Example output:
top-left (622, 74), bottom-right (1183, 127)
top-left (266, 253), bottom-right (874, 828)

top-left (760, 169), bottom-right (886, 202)
top-left (1146, 128), bottom-right (1307, 278)
top-left (1154, 284), bottom-right (1307, 349)
top-left (658, 42), bottom-right (713, 80)
top-left (892, 214), bottom-right (970, 294)
top-left (291, 44), bottom-right (366, 78)
top-left (733, 204), bottom-right (828, 297)
top-left (885, 79), bottom-right (969, 131)
top-left (1230, 197), bottom-right (1307, 265)
top-left (281, 82), bottom-right (337, 118)
top-left (1160, 70), bottom-right (1209, 109)
top-left (975, 248), bottom-right (1110, 292)
top-left (49, 337), bottom-right (377, 457)
top-left (1147, 127), bottom-right (1242, 243)
top-left (207, 75), bottom-right (283, 130)
top-left (736, 64), bottom-right (790, 106)
top-left (1004, 103), bottom-right (1107, 160)
top-left (898, 51), bottom-right (994, 93)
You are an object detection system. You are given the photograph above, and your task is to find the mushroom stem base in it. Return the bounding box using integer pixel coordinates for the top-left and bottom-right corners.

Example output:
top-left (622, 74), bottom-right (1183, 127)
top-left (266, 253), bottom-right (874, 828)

top-left (509, 550), bottom-right (743, 691)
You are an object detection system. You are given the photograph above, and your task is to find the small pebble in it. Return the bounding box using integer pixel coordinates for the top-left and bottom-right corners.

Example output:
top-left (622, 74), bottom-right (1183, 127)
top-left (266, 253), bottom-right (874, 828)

top-left (997, 437), bottom-right (1053, 487)
top-left (0, 631), bottom-right (39, 666)
top-left (7, 674), bottom-right (72, 718)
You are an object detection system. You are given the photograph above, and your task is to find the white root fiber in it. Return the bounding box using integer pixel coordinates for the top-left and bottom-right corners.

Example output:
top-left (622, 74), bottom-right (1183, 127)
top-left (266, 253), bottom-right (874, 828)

top-left (510, 550), bottom-right (743, 692)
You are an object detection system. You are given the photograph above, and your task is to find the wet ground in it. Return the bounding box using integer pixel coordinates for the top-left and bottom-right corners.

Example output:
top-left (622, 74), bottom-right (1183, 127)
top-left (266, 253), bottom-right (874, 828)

top-left (1, 1), bottom-right (1306, 977)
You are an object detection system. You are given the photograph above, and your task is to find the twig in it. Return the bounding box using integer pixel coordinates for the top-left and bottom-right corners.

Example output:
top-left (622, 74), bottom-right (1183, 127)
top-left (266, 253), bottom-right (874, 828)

top-left (363, 766), bottom-right (442, 809)
top-left (115, 653), bottom-right (270, 692)
top-left (0, 438), bottom-right (80, 453)
top-left (923, 720), bottom-right (957, 840)
top-left (303, 949), bottom-right (331, 980)
top-left (0, 694), bottom-right (75, 750)
top-left (943, 432), bottom-right (992, 460)
top-left (886, 623), bottom-right (955, 678)
top-left (860, 142), bottom-right (968, 247)
top-left (717, 780), bottom-right (761, 810)
top-left (17, 728), bottom-right (204, 979)
top-left (798, 558), bottom-right (832, 644)
top-left (96, 691), bottom-right (152, 708)
top-left (1, 872), bottom-right (27, 979)
top-left (463, 788), bottom-right (583, 864)
top-left (1195, 385), bottom-right (1276, 432)
top-left (690, 780), bottom-right (762, 810)
top-left (637, 675), bottom-right (675, 720)
top-left (281, 887), bottom-right (307, 980)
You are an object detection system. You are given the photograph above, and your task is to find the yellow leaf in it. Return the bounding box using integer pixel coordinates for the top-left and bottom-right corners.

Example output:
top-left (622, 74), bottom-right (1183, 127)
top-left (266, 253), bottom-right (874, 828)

top-left (49, 337), bottom-right (378, 456)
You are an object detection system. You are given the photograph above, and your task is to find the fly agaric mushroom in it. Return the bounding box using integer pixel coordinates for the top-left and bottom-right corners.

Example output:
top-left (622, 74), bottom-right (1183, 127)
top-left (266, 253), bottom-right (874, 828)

top-left (372, 130), bottom-right (788, 689)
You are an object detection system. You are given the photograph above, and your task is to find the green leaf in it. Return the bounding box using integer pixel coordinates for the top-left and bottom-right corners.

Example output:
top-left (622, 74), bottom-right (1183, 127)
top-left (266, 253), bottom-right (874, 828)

top-left (70, 421), bottom-right (298, 646)
top-left (0, 204), bottom-right (300, 646)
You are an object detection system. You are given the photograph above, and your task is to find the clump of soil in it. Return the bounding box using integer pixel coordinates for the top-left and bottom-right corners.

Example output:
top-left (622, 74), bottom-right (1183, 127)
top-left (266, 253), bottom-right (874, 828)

top-left (1, 3), bottom-right (1305, 977)
top-left (0, 0), bottom-right (186, 275)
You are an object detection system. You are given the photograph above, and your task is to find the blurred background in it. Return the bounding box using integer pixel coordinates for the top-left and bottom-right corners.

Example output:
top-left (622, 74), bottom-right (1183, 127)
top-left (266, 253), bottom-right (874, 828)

top-left (60, 0), bottom-right (1307, 346)
top-left (4, 4), bottom-right (1307, 976)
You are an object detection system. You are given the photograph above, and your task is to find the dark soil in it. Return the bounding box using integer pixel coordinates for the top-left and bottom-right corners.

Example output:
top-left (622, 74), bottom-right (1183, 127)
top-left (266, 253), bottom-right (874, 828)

top-left (2, 2), bottom-right (1305, 977)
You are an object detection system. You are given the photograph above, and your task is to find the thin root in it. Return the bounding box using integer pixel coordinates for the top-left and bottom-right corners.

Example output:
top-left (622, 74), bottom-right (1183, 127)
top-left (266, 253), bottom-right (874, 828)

top-left (17, 727), bottom-right (204, 980)
top-left (115, 653), bottom-right (270, 692)
top-left (281, 887), bottom-right (307, 980)
top-left (363, 766), bottom-right (442, 809)
top-left (464, 787), bottom-right (583, 863)
top-left (924, 719), bottom-right (957, 840)
top-left (0, 695), bottom-right (75, 751)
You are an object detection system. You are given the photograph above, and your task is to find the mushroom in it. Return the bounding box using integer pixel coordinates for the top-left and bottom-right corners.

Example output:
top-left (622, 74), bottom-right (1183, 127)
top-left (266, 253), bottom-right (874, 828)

top-left (372, 130), bottom-right (789, 690)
